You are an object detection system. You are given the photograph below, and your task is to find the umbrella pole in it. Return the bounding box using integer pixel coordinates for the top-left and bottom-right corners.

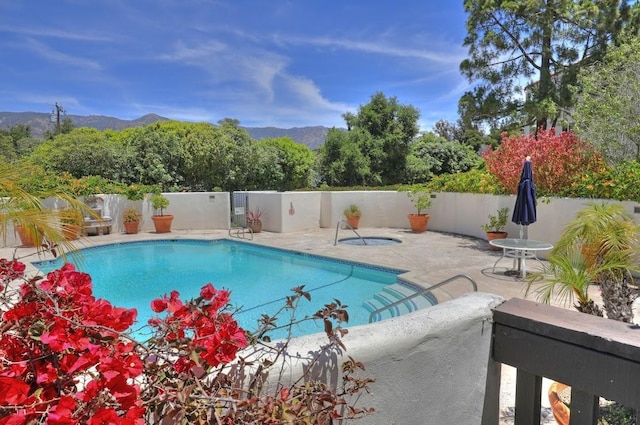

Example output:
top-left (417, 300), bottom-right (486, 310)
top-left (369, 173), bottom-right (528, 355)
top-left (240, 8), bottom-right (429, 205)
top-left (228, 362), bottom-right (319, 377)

top-left (517, 225), bottom-right (528, 274)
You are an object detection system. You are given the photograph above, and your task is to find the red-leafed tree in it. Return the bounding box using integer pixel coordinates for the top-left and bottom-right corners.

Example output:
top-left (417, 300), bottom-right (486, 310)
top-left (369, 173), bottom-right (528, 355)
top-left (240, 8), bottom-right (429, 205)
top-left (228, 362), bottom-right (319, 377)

top-left (483, 129), bottom-right (605, 195)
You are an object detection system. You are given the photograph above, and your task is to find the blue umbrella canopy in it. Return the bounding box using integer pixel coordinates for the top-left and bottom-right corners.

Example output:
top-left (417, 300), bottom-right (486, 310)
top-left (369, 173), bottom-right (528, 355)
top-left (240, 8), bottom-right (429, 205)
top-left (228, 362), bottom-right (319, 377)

top-left (512, 157), bottom-right (537, 235)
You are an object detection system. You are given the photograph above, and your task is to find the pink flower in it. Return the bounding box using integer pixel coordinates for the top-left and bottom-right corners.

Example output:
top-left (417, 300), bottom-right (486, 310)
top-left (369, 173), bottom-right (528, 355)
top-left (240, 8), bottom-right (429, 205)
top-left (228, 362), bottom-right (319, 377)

top-left (200, 283), bottom-right (216, 300)
top-left (150, 298), bottom-right (168, 313)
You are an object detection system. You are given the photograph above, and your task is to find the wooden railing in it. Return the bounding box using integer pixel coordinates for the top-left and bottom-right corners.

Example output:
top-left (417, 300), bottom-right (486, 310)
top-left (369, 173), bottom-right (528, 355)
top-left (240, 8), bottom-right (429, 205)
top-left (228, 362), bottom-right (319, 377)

top-left (481, 298), bottom-right (640, 425)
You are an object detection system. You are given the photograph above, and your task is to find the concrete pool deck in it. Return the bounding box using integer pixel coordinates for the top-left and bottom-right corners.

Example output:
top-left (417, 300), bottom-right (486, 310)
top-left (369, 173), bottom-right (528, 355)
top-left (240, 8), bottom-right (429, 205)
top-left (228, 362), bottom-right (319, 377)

top-left (2, 226), bottom-right (604, 424)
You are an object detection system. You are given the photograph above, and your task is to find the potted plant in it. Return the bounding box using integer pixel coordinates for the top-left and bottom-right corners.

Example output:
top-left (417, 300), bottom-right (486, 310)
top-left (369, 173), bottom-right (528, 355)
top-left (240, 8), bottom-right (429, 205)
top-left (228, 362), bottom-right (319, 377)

top-left (406, 190), bottom-right (432, 233)
top-left (481, 207), bottom-right (509, 250)
top-left (150, 193), bottom-right (173, 233)
top-left (12, 200), bottom-right (45, 247)
top-left (60, 207), bottom-right (84, 241)
top-left (124, 184), bottom-right (147, 231)
top-left (246, 208), bottom-right (263, 233)
top-left (123, 208), bottom-right (140, 235)
top-left (343, 204), bottom-right (361, 229)
top-left (14, 222), bottom-right (43, 247)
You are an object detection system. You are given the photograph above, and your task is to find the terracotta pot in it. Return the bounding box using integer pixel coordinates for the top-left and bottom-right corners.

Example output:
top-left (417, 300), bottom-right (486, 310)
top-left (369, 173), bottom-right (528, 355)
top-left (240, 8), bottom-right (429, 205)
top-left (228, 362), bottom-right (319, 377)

top-left (486, 231), bottom-right (508, 251)
top-left (548, 382), bottom-right (570, 425)
top-left (345, 215), bottom-right (360, 229)
top-left (247, 219), bottom-right (262, 233)
top-left (407, 214), bottom-right (430, 233)
top-left (124, 221), bottom-right (139, 234)
top-left (15, 224), bottom-right (42, 247)
top-left (62, 224), bottom-right (82, 241)
top-left (152, 215), bottom-right (174, 233)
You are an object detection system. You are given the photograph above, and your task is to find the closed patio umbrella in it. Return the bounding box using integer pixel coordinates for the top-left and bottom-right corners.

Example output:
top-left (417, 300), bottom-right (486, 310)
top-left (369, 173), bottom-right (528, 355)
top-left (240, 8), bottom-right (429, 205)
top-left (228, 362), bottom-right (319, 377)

top-left (512, 156), bottom-right (536, 239)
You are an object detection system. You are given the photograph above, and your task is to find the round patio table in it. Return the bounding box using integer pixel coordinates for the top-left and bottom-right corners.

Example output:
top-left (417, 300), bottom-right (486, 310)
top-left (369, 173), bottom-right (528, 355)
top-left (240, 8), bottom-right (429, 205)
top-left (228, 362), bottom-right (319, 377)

top-left (489, 238), bottom-right (553, 279)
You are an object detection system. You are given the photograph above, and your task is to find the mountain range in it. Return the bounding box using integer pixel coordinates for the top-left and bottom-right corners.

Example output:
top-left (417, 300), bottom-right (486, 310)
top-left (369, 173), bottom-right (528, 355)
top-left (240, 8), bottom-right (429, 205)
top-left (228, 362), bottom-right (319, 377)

top-left (0, 111), bottom-right (332, 150)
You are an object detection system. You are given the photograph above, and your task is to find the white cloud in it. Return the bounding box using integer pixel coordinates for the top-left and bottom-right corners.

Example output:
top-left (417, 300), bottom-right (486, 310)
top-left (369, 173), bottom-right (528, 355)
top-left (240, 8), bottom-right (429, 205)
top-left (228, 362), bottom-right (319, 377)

top-left (277, 34), bottom-right (466, 65)
top-left (0, 24), bottom-right (114, 42)
top-left (23, 38), bottom-right (102, 71)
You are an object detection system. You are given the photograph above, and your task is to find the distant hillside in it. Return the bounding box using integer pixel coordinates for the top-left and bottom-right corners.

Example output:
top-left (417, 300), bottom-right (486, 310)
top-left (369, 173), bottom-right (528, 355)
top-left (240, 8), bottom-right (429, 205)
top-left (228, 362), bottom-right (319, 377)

top-left (245, 126), bottom-right (332, 150)
top-left (0, 111), bottom-right (333, 149)
top-left (0, 112), bottom-right (169, 139)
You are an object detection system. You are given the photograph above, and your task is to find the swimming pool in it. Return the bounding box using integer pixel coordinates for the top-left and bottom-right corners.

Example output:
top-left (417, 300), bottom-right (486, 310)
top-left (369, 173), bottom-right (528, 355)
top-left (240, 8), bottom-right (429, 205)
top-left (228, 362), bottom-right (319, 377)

top-left (33, 239), bottom-right (408, 338)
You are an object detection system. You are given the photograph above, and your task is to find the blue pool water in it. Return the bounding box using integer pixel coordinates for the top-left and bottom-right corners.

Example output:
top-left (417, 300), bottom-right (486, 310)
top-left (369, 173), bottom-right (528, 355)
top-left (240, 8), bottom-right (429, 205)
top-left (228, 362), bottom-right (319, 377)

top-left (33, 239), bottom-right (405, 338)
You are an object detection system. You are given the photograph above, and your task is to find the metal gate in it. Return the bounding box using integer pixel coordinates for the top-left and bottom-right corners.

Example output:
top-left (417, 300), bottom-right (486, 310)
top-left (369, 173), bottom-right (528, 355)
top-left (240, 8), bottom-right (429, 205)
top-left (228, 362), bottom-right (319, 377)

top-left (230, 191), bottom-right (248, 227)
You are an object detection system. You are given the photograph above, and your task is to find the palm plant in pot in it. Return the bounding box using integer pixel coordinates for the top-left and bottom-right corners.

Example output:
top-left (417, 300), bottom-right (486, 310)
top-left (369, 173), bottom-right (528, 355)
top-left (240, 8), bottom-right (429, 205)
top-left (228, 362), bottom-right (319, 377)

top-left (1, 163), bottom-right (89, 254)
top-left (150, 193), bottom-right (173, 233)
top-left (343, 204), bottom-right (361, 229)
top-left (481, 207), bottom-right (509, 250)
top-left (406, 190), bottom-right (432, 233)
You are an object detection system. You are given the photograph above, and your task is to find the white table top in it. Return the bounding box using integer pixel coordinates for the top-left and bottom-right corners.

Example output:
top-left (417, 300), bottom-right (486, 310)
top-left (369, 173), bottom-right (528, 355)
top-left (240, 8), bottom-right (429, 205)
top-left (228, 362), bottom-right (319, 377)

top-left (489, 238), bottom-right (553, 251)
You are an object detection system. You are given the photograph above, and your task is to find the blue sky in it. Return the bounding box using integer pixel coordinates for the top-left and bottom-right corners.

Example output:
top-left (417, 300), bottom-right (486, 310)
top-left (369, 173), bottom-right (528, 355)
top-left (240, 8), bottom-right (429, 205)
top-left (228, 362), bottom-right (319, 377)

top-left (0, 1), bottom-right (470, 131)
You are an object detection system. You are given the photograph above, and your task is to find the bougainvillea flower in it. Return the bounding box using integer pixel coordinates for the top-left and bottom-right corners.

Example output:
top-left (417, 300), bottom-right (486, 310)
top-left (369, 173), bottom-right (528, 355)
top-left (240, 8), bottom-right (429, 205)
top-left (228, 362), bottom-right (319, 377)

top-left (0, 377), bottom-right (30, 405)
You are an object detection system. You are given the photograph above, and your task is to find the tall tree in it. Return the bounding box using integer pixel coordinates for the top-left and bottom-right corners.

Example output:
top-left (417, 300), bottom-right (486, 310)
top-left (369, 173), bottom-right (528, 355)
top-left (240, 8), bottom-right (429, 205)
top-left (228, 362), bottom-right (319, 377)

top-left (432, 119), bottom-right (464, 142)
top-left (0, 124), bottom-right (35, 161)
top-left (123, 123), bottom-right (184, 189)
top-left (318, 128), bottom-right (374, 187)
top-left (406, 132), bottom-right (482, 184)
top-left (350, 92), bottom-right (420, 184)
top-left (259, 137), bottom-right (315, 190)
top-left (460, 0), bottom-right (636, 132)
top-left (28, 128), bottom-right (126, 181)
top-left (573, 34), bottom-right (640, 163)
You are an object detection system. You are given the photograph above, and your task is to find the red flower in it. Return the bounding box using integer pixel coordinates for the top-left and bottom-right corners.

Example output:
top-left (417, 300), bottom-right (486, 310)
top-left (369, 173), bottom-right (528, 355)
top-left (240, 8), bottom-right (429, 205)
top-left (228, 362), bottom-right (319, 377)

top-left (0, 258), bottom-right (26, 281)
top-left (280, 388), bottom-right (290, 400)
top-left (0, 377), bottom-right (30, 405)
top-left (150, 298), bottom-right (168, 313)
top-left (211, 289), bottom-right (230, 311)
top-left (200, 283), bottom-right (216, 300)
top-left (36, 363), bottom-right (59, 384)
top-left (167, 290), bottom-right (183, 313)
top-left (75, 379), bottom-right (99, 402)
top-left (46, 396), bottom-right (77, 424)
top-left (0, 411), bottom-right (28, 425)
top-left (86, 408), bottom-right (120, 425)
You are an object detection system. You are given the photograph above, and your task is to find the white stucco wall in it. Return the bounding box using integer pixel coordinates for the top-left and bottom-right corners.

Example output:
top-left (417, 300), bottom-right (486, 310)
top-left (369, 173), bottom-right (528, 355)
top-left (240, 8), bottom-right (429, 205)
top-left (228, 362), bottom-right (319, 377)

top-left (5, 191), bottom-right (640, 256)
top-left (243, 191), bottom-right (322, 232)
top-left (267, 292), bottom-right (503, 425)
top-left (1, 192), bottom-right (232, 246)
top-left (320, 190), bottom-right (412, 229)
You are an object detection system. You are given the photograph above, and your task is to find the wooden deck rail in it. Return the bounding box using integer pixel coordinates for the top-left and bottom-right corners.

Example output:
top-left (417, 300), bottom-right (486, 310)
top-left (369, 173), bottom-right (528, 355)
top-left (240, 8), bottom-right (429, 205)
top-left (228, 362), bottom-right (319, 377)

top-left (482, 298), bottom-right (640, 425)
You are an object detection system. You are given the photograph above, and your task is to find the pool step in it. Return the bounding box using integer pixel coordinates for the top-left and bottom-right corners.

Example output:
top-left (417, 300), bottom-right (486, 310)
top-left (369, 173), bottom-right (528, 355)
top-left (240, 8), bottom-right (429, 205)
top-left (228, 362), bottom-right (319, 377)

top-left (363, 283), bottom-right (438, 322)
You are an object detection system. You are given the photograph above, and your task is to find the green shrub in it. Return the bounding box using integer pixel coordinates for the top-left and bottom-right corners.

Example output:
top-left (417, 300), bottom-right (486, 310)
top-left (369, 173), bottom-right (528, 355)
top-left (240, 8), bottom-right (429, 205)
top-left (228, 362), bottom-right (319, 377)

top-left (425, 169), bottom-right (507, 195)
top-left (561, 160), bottom-right (640, 202)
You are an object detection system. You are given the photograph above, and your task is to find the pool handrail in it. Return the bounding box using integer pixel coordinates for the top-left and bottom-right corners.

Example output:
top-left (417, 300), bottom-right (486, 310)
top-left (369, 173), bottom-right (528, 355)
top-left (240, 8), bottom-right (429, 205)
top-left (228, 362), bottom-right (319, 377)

top-left (228, 225), bottom-right (253, 240)
top-left (368, 274), bottom-right (478, 323)
top-left (334, 219), bottom-right (367, 246)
